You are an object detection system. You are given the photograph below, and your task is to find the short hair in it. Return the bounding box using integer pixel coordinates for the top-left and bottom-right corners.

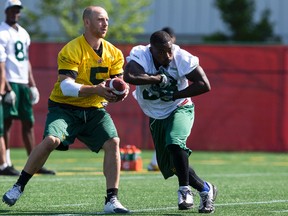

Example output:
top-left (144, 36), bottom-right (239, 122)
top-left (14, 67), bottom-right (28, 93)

top-left (150, 30), bottom-right (171, 46)
top-left (161, 27), bottom-right (175, 38)
top-left (83, 7), bottom-right (93, 20)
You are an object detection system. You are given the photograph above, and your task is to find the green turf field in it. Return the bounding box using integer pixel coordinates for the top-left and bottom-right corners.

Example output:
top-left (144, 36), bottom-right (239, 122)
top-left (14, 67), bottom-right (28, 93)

top-left (0, 148), bottom-right (287, 215)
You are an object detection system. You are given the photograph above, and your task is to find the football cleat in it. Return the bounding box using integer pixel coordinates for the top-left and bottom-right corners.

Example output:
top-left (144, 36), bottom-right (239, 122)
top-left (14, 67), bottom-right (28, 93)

top-left (178, 188), bottom-right (194, 210)
top-left (0, 166), bottom-right (20, 176)
top-left (199, 182), bottom-right (217, 213)
top-left (147, 163), bottom-right (159, 171)
top-left (36, 167), bottom-right (56, 175)
top-left (104, 196), bottom-right (130, 214)
top-left (2, 184), bottom-right (23, 206)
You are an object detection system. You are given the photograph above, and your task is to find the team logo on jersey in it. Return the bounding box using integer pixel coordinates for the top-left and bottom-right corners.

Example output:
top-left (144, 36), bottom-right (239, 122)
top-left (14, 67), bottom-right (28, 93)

top-left (98, 58), bottom-right (103, 63)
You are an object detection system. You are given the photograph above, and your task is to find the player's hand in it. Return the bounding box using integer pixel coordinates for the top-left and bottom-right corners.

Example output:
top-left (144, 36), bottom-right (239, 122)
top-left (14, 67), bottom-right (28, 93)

top-left (158, 67), bottom-right (174, 88)
top-left (116, 83), bottom-right (130, 102)
top-left (4, 90), bottom-right (16, 105)
top-left (99, 81), bottom-right (118, 102)
top-left (30, 86), bottom-right (40, 105)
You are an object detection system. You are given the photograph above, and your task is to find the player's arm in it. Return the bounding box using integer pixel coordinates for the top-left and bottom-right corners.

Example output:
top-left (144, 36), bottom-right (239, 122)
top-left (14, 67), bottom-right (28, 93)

top-left (124, 60), bottom-right (162, 85)
top-left (28, 61), bottom-right (36, 87)
top-left (59, 74), bottom-right (117, 102)
top-left (173, 66), bottom-right (211, 100)
top-left (0, 62), bottom-right (6, 94)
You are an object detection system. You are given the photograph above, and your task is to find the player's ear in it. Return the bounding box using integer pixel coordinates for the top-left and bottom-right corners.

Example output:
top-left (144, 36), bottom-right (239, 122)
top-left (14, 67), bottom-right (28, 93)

top-left (83, 18), bottom-right (90, 26)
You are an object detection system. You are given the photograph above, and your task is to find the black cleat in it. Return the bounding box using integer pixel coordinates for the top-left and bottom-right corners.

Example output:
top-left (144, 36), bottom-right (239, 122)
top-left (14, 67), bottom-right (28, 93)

top-left (36, 167), bottom-right (56, 175)
top-left (0, 166), bottom-right (20, 176)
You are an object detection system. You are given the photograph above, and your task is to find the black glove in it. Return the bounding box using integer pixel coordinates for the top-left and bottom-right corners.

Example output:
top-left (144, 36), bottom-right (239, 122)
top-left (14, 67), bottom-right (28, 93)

top-left (159, 89), bottom-right (176, 102)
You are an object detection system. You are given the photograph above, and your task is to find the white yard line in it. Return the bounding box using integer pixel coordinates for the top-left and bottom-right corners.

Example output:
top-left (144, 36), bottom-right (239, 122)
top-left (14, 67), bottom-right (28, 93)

top-left (49, 199), bottom-right (288, 214)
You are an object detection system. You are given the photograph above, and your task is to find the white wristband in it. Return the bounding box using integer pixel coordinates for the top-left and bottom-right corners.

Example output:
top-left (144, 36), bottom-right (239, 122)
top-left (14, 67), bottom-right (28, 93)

top-left (60, 78), bottom-right (83, 97)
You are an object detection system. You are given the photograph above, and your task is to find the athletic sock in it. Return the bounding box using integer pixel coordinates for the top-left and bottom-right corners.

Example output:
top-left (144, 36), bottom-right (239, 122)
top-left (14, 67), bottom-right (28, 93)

top-left (179, 186), bottom-right (190, 191)
top-left (167, 144), bottom-right (189, 186)
top-left (106, 188), bottom-right (118, 201)
top-left (16, 170), bottom-right (33, 191)
top-left (188, 167), bottom-right (205, 192)
top-left (0, 163), bottom-right (8, 170)
top-left (202, 181), bottom-right (210, 192)
top-left (6, 149), bottom-right (12, 166)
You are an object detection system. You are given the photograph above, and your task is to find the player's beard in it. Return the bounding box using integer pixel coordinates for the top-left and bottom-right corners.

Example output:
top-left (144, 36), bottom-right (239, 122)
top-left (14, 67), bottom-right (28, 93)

top-left (99, 28), bottom-right (108, 38)
top-left (94, 29), bottom-right (107, 39)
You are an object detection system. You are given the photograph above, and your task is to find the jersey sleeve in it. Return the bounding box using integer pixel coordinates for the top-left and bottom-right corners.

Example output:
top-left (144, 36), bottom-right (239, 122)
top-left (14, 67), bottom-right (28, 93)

top-left (109, 47), bottom-right (124, 77)
top-left (0, 29), bottom-right (8, 62)
top-left (0, 44), bottom-right (7, 62)
top-left (126, 45), bottom-right (150, 72)
top-left (57, 43), bottom-right (80, 73)
top-left (174, 45), bottom-right (199, 77)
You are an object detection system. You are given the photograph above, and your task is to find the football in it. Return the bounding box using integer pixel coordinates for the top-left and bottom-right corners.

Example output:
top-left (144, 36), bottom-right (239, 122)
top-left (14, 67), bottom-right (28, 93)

top-left (105, 77), bottom-right (129, 100)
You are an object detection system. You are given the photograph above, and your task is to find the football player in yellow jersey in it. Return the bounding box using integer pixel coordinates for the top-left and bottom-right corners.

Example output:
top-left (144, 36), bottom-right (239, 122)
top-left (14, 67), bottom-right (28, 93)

top-left (2, 6), bottom-right (130, 214)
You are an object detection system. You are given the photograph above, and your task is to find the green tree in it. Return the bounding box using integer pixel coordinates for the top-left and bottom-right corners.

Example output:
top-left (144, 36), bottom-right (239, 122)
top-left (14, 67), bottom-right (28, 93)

top-left (204, 0), bottom-right (281, 43)
top-left (20, 0), bottom-right (152, 43)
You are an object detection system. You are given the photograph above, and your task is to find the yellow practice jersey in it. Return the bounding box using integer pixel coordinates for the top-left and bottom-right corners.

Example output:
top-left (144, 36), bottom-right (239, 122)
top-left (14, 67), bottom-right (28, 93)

top-left (49, 35), bottom-right (124, 108)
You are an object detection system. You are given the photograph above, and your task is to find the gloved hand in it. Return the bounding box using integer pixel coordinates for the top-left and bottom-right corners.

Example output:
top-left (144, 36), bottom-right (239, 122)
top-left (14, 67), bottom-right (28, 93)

top-left (30, 86), bottom-right (40, 105)
top-left (4, 90), bottom-right (16, 105)
top-left (158, 67), bottom-right (174, 88)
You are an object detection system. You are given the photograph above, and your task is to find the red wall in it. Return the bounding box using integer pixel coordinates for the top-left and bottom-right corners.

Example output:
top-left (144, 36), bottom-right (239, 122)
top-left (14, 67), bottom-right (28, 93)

top-left (9, 43), bottom-right (288, 152)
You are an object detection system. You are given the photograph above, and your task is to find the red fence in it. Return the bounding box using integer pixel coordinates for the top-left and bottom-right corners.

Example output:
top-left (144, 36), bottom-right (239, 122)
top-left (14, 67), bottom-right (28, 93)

top-left (9, 43), bottom-right (288, 152)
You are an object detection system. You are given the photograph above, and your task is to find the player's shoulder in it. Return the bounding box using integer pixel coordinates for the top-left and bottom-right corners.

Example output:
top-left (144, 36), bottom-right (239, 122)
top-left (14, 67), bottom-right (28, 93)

top-left (131, 44), bottom-right (149, 53)
top-left (60, 36), bottom-right (83, 54)
top-left (173, 44), bottom-right (198, 60)
top-left (129, 44), bottom-right (149, 59)
top-left (102, 39), bottom-right (123, 55)
top-left (17, 24), bottom-right (28, 33)
top-left (66, 35), bottom-right (83, 47)
top-left (102, 39), bottom-right (116, 49)
top-left (0, 22), bottom-right (9, 34)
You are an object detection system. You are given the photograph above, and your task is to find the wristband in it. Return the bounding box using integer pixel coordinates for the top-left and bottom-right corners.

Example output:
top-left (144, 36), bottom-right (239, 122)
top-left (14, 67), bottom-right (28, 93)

top-left (60, 78), bottom-right (83, 97)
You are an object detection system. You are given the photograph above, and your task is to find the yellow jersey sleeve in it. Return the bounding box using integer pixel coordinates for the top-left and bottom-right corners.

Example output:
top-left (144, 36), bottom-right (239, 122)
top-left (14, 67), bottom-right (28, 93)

top-left (49, 35), bottom-right (124, 108)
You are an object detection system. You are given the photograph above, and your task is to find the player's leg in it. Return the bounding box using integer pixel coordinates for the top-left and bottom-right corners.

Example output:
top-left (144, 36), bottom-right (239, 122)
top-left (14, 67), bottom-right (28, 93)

top-left (3, 117), bottom-right (13, 166)
top-left (188, 167), bottom-right (218, 213)
top-left (0, 136), bottom-right (19, 176)
top-left (19, 85), bottom-right (55, 175)
top-left (147, 151), bottom-right (159, 171)
top-left (2, 106), bottom-right (69, 206)
top-left (148, 105), bottom-right (194, 210)
top-left (167, 144), bottom-right (194, 210)
top-left (0, 101), bottom-right (18, 176)
top-left (3, 82), bottom-right (19, 167)
top-left (78, 108), bottom-right (129, 214)
top-left (21, 120), bottom-right (34, 155)
top-left (167, 105), bottom-right (194, 210)
top-left (102, 139), bottom-right (129, 213)
top-left (2, 136), bottom-right (60, 206)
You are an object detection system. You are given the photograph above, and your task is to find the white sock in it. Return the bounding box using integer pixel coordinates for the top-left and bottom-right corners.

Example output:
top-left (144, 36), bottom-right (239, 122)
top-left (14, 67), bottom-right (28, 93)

top-left (179, 186), bottom-right (190, 191)
top-left (150, 151), bottom-right (158, 166)
top-left (0, 162), bottom-right (8, 170)
top-left (6, 149), bottom-right (12, 166)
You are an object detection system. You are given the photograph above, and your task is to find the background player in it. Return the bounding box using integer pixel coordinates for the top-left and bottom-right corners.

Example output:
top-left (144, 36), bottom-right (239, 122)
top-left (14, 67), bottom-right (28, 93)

top-left (0, 0), bottom-right (55, 175)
